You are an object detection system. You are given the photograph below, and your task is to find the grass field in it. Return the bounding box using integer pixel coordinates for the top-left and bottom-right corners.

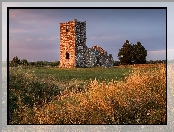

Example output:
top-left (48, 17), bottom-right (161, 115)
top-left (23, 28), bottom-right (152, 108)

top-left (9, 64), bottom-right (166, 124)
top-left (16, 66), bottom-right (132, 81)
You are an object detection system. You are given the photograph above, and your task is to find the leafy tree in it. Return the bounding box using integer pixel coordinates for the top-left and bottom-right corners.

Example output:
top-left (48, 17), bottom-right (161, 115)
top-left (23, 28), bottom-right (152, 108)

top-left (117, 40), bottom-right (134, 65)
top-left (29, 62), bottom-right (35, 66)
top-left (132, 41), bottom-right (147, 64)
top-left (149, 60), bottom-right (153, 64)
top-left (10, 56), bottom-right (20, 66)
top-left (20, 59), bottom-right (28, 66)
top-left (118, 40), bottom-right (147, 65)
top-left (162, 60), bottom-right (166, 64)
top-left (113, 61), bottom-right (120, 66)
top-left (51, 61), bottom-right (60, 66)
top-left (36, 61), bottom-right (44, 67)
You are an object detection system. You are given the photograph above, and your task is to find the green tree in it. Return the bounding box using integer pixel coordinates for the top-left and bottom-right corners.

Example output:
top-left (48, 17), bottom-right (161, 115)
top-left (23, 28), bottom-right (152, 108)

top-left (29, 62), bottom-right (35, 66)
top-left (36, 61), bottom-right (44, 67)
top-left (132, 41), bottom-right (147, 64)
top-left (113, 61), bottom-right (120, 66)
top-left (10, 56), bottom-right (20, 66)
top-left (20, 59), bottom-right (28, 66)
top-left (118, 40), bottom-right (147, 65)
top-left (51, 61), bottom-right (60, 67)
top-left (117, 40), bottom-right (134, 65)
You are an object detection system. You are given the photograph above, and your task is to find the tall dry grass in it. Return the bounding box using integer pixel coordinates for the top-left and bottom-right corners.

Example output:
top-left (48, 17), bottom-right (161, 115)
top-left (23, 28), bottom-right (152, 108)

top-left (27, 64), bottom-right (166, 124)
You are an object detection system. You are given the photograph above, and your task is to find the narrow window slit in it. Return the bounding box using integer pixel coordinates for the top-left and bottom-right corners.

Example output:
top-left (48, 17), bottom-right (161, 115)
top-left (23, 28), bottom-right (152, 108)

top-left (66, 52), bottom-right (69, 59)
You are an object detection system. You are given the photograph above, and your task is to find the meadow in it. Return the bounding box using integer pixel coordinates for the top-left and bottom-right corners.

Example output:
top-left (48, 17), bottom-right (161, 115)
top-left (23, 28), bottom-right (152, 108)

top-left (9, 64), bottom-right (166, 124)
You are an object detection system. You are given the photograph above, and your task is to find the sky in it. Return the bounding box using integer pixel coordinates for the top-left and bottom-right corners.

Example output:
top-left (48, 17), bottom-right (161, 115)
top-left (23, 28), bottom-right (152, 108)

top-left (8, 8), bottom-right (166, 62)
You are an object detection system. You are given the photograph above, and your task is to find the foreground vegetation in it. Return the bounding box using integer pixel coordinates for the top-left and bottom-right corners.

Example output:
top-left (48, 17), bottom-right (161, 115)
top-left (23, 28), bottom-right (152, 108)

top-left (9, 64), bottom-right (166, 124)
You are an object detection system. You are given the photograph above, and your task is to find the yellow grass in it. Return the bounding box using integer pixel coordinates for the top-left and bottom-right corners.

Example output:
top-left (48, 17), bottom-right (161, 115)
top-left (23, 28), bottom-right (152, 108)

top-left (29, 64), bottom-right (166, 124)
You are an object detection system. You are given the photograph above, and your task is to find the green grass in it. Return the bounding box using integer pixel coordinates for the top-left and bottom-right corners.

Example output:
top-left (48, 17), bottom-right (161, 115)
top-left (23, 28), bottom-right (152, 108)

top-left (24, 67), bottom-right (132, 82)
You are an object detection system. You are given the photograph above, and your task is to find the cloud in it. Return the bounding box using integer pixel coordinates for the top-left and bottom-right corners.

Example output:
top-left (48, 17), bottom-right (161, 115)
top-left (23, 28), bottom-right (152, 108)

top-left (147, 50), bottom-right (166, 54)
top-left (9, 9), bottom-right (26, 19)
top-left (10, 28), bottom-right (30, 33)
top-left (38, 36), bottom-right (59, 41)
top-left (49, 36), bottom-right (59, 40)
top-left (146, 50), bottom-right (166, 61)
top-left (101, 35), bottom-right (112, 39)
top-left (9, 9), bottom-right (57, 27)
top-left (38, 37), bottom-right (45, 41)
top-left (26, 38), bottom-right (32, 41)
top-left (90, 36), bottom-right (98, 40)
top-left (90, 35), bottom-right (123, 40)
top-left (101, 35), bottom-right (121, 40)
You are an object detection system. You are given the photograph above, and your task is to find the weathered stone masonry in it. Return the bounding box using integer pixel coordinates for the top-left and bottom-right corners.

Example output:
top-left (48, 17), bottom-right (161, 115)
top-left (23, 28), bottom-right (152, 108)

top-left (59, 19), bottom-right (113, 68)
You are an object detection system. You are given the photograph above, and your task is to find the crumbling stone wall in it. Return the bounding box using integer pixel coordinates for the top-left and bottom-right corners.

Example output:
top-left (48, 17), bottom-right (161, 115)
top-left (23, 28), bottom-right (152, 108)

top-left (75, 20), bottom-right (87, 67)
top-left (85, 45), bottom-right (113, 67)
top-left (59, 19), bottom-right (113, 68)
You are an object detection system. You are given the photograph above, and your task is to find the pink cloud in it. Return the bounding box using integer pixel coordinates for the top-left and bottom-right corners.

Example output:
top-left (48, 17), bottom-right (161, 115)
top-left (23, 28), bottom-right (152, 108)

top-left (9, 9), bottom-right (54, 26)
top-left (147, 50), bottom-right (166, 54)
top-left (38, 37), bottom-right (45, 41)
top-left (38, 36), bottom-right (59, 41)
top-left (101, 35), bottom-right (122, 40)
top-left (49, 36), bottom-right (59, 40)
top-left (90, 36), bottom-right (98, 40)
top-left (26, 38), bottom-right (32, 41)
top-left (90, 35), bottom-right (122, 40)
top-left (101, 36), bottom-right (112, 39)
top-left (9, 9), bottom-right (24, 19)
top-left (10, 28), bottom-right (30, 33)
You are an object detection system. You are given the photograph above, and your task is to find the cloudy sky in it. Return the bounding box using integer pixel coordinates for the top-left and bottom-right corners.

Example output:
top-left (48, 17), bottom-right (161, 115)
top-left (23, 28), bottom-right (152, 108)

top-left (9, 8), bottom-right (166, 62)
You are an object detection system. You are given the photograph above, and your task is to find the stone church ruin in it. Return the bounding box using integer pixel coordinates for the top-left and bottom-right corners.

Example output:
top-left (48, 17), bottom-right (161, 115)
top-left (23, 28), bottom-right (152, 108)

top-left (59, 19), bottom-right (113, 68)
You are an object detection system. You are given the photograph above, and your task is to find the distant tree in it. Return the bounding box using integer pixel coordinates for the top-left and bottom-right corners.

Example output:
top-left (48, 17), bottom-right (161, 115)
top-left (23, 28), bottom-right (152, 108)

top-left (146, 60), bottom-right (150, 64)
top-left (117, 40), bottom-right (133, 65)
top-left (158, 60), bottom-right (162, 63)
top-left (29, 62), bottom-right (35, 66)
top-left (162, 60), bottom-right (166, 64)
top-left (43, 61), bottom-right (49, 66)
top-left (36, 61), bottom-right (44, 67)
top-left (51, 61), bottom-right (60, 67)
top-left (113, 61), bottom-right (120, 66)
top-left (149, 60), bottom-right (153, 64)
top-left (20, 59), bottom-right (28, 66)
top-left (10, 56), bottom-right (20, 66)
top-left (132, 41), bottom-right (147, 64)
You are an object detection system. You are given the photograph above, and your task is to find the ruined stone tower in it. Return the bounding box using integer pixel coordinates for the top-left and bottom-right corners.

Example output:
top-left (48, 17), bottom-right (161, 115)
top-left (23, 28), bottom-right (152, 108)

top-left (59, 19), bottom-right (86, 68)
top-left (59, 19), bottom-right (113, 68)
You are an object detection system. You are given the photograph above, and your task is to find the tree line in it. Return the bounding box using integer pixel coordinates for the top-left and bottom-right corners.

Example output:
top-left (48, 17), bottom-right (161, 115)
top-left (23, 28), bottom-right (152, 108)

top-left (9, 56), bottom-right (60, 67)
